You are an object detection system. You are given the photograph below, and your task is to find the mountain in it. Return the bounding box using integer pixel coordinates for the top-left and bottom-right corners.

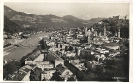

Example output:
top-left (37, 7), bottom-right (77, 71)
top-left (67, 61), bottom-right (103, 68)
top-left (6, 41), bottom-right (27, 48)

top-left (4, 16), bottom-right (23, 35)
top-left (4, 5), bottom-right (104, 31)
top-left (87, 17), bottom-right (106, 24)
top-left (63, 15), bottom-right (85, 21)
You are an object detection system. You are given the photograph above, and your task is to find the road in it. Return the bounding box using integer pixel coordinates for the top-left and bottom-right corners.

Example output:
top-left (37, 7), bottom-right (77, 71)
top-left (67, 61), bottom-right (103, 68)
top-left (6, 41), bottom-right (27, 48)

top-left (4, 32), bottom-right (52, 60)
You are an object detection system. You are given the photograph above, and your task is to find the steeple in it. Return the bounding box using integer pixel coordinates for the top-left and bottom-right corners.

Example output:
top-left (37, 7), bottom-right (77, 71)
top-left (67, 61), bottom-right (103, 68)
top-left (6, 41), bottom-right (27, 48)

top-left (85, 27), bottom-right (88, 37)
top-left (87, 29), bottom-right (92, 44)
top-left (104, 24), bottom-right (106, 36)
top-left (99, 32), bottom-right (101, 37)
top-left (118, 27), bottom-right (120, 38)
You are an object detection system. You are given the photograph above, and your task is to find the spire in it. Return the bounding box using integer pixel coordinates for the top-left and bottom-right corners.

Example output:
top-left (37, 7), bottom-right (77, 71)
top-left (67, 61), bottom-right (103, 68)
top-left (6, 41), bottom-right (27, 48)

top-left (99, 32), bottom-right (101, 37)
top-left (85, 27), bottom-right (88, 36)
top-left (104, 24), bottom-right (106, 36)
top-left (118, 27), bottom-right (120, 38)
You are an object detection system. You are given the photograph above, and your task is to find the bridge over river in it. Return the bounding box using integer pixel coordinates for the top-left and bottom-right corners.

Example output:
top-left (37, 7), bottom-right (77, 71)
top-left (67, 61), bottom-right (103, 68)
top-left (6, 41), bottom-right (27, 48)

top-left (4, 32), bottom-right (52, 60)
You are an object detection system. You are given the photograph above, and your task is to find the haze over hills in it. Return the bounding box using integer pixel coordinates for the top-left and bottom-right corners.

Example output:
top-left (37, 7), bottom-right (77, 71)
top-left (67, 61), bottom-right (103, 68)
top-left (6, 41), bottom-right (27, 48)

top-left (4, 5), bottom-right (104, 31)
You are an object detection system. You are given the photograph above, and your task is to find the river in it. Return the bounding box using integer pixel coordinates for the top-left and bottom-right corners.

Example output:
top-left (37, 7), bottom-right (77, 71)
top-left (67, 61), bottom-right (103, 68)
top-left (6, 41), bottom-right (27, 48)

top-left (4, 32), bottom-right (52, 60)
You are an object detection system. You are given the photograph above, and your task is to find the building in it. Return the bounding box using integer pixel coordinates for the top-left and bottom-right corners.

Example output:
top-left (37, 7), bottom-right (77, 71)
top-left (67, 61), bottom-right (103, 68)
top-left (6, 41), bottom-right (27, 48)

top-left (24, 50), bottom-right (41, 63)
top-left (85, 27), bottom-right (88, 37)
top-left (56, 64), bottom-right (73, 80)
top-left (64, 60), bottom-right (95, 81)
top-left (7, 65), bottom-right (36, 81)
top-left (103, 25), bottom-right (106, 36)
top-left (104, 43), bottom-right (120, 50)
top-left (70, 60), bottom-right (86, 71)
top-left (41, 69), bottom-right (56, 81)
top-left (66, 36), bottom-right (73, 43)
top-left (92, 37), bottom-right (103, 45)
top-left (113, 15), bottom-right (120, 20)
top-left (55, 60), bottom-right (64, 67)
top-left (44, 50), bottom-right (63, 61)
top-left (85, 61), bottom-right (104, 72)
top-left (118, 27), bottom-right (121, 38)
top-left (25, 61), bottom-right (54, 70)
top-left (77, 34), bottom-right (84, 39)
top-left (34, 54), bottom-right (44, 61)
top-left (65, 51), bottom-right (76, 58)
top-left (87, 29), bottom-right (92, 44)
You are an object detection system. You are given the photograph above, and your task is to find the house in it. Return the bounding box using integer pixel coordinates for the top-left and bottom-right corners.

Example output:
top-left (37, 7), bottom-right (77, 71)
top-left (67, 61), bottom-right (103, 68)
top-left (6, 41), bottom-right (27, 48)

top-left (104, 43), bottom-right (120, 50)
top-left (56, 64), bottom-right (73, 78)
top-left (65, 51), bottom-right (76, 57)
top-left (92, 37), bottom-right (103, 45)
top-left (66, 36), bottom-right (73, 43)
top-left (41, 69), bottom-right (56, 81)
top-left (77, 34), bottom-right (84, 39)
top-left (34, 54), bottom-right (44, 61)
top-left (55, 60), bottom-right (64, 67)
top-left (70, 60), bottom-right (86, 71)
top-left (25, 61), bottom-right (54, 70)
top-left (7, 65), bottom-right (36, 81)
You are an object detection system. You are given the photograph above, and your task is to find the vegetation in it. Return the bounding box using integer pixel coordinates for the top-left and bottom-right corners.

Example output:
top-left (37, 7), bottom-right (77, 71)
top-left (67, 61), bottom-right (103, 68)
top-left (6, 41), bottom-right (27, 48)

top-left (30, 67), bottom-right (42, 81)
top-left (3, 61), bottom-right (21, 79)
top-left (4, 5), bottom-right (104, 33)
top-left (92, 18), bottom-right (129, 38)
top-left (4, 16), bottom-right (23, 35)
top-left (50, 71), bottom-right (63, 81)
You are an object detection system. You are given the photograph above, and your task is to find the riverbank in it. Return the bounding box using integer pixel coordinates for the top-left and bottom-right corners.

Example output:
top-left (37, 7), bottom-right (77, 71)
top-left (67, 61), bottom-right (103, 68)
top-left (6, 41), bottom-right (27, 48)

top-left (4, 32), bottom-right (52, 60)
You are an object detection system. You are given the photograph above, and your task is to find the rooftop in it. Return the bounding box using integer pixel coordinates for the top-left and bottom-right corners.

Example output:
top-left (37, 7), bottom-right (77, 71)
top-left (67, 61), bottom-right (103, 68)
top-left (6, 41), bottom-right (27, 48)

top-left (70, 60), bottom-right (86, 71)
top-left (25, 50), bottom-right (41, 61)
top-left (56, 64), bottom-right (67, 74)
top-left (48, 50), bottom-right (63, 60)
top-left (104, 43), bottom-right (119, 46)
top-left (8, 65), bottom-right (35, 81)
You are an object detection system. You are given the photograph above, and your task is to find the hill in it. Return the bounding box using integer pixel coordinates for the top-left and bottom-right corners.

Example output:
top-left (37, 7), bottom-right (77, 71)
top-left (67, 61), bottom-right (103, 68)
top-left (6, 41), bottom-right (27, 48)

top-left (4, 5), bottom-right (104, 31)
top-left (4, 16), bottom-right (23, 35)
top-left (87, 17), bottom-right (106, 25)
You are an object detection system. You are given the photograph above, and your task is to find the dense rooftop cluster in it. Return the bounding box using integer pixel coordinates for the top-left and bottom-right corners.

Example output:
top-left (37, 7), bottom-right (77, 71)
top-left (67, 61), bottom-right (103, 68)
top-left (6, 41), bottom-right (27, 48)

top-left (4, 15), bottom-right (129, 81)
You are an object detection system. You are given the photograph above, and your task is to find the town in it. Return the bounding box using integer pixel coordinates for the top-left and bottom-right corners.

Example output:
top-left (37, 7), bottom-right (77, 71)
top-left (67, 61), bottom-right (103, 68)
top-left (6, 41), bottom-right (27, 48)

top-left (4, 15), bottom-right (129, 81)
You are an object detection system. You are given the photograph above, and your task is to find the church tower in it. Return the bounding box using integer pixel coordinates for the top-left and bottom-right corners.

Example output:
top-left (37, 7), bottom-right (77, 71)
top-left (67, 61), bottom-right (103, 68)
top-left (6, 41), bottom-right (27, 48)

top-left (87, 29), bottom-right (92, 44)
top-left (104, 25), bottom-right (106, 36)
top-left (99, 32), bottom-right (101, 37)
top-left (118, 27), bottom-right (120, 38)
top-left (85, 27), bottom-right (88, 37)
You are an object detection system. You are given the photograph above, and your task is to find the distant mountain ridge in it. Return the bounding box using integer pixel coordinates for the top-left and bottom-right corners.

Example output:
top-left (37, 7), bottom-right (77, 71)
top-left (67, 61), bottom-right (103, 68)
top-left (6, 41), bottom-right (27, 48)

top-left (4, 5), bottom-right (105, 31)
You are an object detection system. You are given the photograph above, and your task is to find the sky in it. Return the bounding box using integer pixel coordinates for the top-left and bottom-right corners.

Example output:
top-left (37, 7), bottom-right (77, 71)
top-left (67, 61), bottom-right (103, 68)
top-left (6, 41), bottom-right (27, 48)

top-left (4, 2), bottom-right (129, 20)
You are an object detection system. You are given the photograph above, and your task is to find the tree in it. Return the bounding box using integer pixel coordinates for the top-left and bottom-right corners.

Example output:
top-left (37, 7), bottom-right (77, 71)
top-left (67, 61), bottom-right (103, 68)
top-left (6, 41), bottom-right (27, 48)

top-left (67, 77), bottom-right (76, 81)
top-left (4, 16), bottom-right (23, 35)
top-left (95, 55), bottom-right (101, 62)
top-left (30, 67), bottom-right (42, 81)
top-left (68, 46), bottom-right (73, 51)
top-left (3, 61), bottom-right (21, 79)
top-left (50, 71), bottom-right (63, 81)
top-left (65, 46), bottom-right (68, 51)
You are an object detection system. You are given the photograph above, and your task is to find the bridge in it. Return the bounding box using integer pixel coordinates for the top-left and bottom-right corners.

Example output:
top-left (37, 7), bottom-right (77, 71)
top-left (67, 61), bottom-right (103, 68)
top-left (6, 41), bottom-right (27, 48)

top-left (15, 43), bottom-right (39, 47)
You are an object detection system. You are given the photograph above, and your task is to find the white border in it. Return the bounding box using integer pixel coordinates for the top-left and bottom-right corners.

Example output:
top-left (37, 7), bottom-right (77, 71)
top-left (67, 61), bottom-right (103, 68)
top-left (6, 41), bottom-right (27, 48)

top-left (0, 0), bottom-right (132, 83)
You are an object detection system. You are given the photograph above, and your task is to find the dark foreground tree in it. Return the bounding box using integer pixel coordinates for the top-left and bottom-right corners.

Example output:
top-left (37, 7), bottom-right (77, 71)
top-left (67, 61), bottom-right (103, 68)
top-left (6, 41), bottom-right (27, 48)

top-left (30, 67), bottom-right (42, 81)
top-left (3, 60), bottom-right (21, 79)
